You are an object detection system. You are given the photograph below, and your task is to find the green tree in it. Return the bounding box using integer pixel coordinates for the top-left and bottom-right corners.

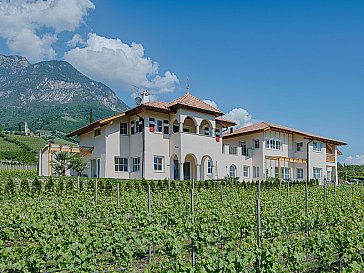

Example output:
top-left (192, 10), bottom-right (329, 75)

top-left (52, 151), bottom-right (71, 176)
top-left (70, 156), bottom-right (87, 190)
top-left (89, 109), bottom-right (94, 124)
top-left (69, 156), bottom-right (87, 177)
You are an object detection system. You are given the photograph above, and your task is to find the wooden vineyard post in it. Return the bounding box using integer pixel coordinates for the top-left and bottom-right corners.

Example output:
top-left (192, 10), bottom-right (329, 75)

top-left (116, 182), bottom-right (120, 207)
top-left (77, 176), bottom-right (80, 192)
top-left (220, 183), bottom-right (223, 202)
top-left (191, 187), bottom-right (196, 266)
top-left (305, 179), bottom-right (309, 236)
top-left (324, 179), bottom-right (327, 200)
top-left (287, 179), bottom-right (290, 197)
top-left (256, 180), bottom-right (261, 273)
top-left (168, 179), bottom-right (171, 192)
top-left (148, 185), bottom-right (151, 215)
top-left (95, 179), bottom-right (98, 206)
top-left (148, 185), bottom-right (152, 263)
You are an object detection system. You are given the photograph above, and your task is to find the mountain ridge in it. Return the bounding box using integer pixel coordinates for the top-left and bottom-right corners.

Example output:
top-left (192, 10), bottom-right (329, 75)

top-left (0, 54), bottom-right (130, 133)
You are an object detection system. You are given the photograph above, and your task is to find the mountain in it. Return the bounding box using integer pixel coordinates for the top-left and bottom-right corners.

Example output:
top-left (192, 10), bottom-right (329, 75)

top-left (0, 54), bottom-right (129, 133)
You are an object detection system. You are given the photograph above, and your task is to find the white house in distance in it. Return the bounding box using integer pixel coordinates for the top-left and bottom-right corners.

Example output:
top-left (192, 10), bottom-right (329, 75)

top-left (39, 90), bottom-right (346, 183)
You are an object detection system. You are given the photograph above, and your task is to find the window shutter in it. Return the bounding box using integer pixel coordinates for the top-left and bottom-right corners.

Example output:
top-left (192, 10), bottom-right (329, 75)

top-left (131, 121), bottom-right (135, 135)
top-left (215, 129), bottom-right (220, 142)
top-left (163, 120), bottom-right (169, 134)
top-left (149, 118), bottom-right (155, 132)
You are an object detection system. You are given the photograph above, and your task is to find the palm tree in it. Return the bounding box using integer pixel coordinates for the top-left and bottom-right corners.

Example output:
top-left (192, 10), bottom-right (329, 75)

top-left (52, 151), bottom-right (71, 176)
top-left (70, 156), bottom-right (87, 176)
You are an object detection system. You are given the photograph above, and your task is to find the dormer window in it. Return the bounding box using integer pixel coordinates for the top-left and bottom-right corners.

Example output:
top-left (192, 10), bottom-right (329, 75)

top-left (94, 128), bottom-right (101, 137)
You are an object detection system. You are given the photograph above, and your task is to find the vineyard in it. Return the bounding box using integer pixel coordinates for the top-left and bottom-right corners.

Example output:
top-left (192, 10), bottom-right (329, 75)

top-left (1, 177), bottom-right (364, 272)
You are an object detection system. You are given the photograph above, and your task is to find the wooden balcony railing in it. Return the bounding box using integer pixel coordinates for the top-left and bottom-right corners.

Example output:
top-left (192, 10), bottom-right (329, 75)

top-left (326, 154), bottom-right (335, 163)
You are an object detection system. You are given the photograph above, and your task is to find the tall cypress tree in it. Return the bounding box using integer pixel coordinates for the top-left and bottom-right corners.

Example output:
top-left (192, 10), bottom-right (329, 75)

top-left (89, 109), bottom-right (94, 124)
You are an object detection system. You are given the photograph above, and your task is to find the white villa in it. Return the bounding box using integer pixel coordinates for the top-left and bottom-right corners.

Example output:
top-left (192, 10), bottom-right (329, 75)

top-left (39, 91), bottom-right (346, 183)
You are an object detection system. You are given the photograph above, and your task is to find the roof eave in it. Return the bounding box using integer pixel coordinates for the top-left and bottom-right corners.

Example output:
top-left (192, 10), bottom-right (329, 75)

top-left (223, 129), bottom-right (265, 139)
top-left (170, 103), bottom-right (223, 116)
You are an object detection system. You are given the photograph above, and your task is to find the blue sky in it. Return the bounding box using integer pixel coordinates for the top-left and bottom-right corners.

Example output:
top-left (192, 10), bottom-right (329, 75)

top-left (0, 0), bottom-right (363, 163)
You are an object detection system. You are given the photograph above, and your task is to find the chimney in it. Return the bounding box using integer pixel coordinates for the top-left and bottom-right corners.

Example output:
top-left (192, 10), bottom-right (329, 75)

top-left (229, 127), bottom-right (234, 134)
top-left (141, 90), bottom-right (150, 104)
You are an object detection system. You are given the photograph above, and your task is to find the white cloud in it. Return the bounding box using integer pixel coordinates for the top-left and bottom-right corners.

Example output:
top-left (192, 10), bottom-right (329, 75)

top-left (202, 100), bottom-right (253, 128)
top-left (66, 34), bottom-right (86, 48)
top-left (203, 100), bottom-right (220, 110)
top-left (344, 155), bottom-right (364, 165)
top-left (223, 108), bottom-right (253, 128)
top-left (0, 0), bottom-right (94, 61)
top-left (64, 33), bottom-right (179, 95)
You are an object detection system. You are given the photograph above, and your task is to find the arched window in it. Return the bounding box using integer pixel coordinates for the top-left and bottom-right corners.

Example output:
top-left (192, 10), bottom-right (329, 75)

top-left (229, 164), bottom-right (237, 178)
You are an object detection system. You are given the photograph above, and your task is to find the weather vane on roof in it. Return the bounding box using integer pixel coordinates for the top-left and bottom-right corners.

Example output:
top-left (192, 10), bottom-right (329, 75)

top-left (186, 78), bottom-right (190, 94)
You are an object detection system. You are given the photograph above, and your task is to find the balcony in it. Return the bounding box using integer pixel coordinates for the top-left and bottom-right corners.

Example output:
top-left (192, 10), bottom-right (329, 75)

top-left (229, 146), bottom-right (237, 155)
top-left (326, 154), bottom-right (335, 163)
top-left (223, 145), bottom-right (251, 157)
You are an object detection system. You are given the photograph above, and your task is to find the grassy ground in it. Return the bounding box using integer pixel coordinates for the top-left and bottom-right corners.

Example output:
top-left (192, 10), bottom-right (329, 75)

top-left (5, 135), bottom-right (47, 153)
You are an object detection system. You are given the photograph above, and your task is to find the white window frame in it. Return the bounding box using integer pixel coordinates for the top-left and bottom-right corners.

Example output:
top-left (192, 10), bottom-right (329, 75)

top-left (120, 123), bottom-right (128, 135)
top-left (132, 157), bottom-right (140, 172)
top-left (240, 141), bottom-right (247, 156)
top-left (296, 142), bottom-right (304, 152)
top-left (313, 167), bottom-right (322, 179)
top-left (313, 142), bottom-right (322, 152)
top-left (274, 167), bottom-right (279, 178)
top-left (253, 166), bottom-right (260, 178)
top-left (114, 157), bottom-right (128, 172)
top-left (153, 156), bottom-right (164, 172)
top-left (266, 139), bottom-right (281, 150)
top-left (254, 139), bottom-right (260, 149)
top-left (243, 165), bottom-right (250, 178)
top-left (296, 168), bottom-right (304, 179)
top-left (156, 120), bottom-right (163, 133)
top-left (207, 160), bottom-right (213, 174)
top-left (281, 167), bottom-right (291, 180)
top-left (229, 165), bottom-right (237, 178)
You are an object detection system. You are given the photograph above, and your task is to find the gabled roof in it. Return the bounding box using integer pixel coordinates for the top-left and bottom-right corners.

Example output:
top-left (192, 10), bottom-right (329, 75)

top-left (169, 92), bottom-right (223, 116)
top-left (66, 112), bottom-right (126, 137)
top-left (223, 122), bottom-right (347, 146)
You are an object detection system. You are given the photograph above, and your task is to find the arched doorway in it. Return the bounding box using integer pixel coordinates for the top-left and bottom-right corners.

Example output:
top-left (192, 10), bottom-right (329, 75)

top-left (183, 153), bottom-right (197, 180)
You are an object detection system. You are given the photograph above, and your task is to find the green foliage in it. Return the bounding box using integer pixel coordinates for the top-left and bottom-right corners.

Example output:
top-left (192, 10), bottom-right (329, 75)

top-left (1, 177), bottom-right (364, 272)
top-left (45, 176), bottom-right (55, 192)
top-left (69, 156), bottom-right (87, 176)
top-left (52, 151), bottom-right (71, 176)
top-left (20, 178), bottom-right (29, 192)
top-left (4, 177), bottom-right (16, 195)
top-left (31, 177), bottom-right (41, 193)
top-left (339, 164), bottom-right (364, 180)
top-left (0, 169), bottom-right (37, 178)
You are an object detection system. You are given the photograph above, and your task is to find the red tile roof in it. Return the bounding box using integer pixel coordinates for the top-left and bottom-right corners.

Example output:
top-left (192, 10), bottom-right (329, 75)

top-left (66, 92), bottom-right (228, 137)
top-left (143, 100), bottom-right (170, 111)
top-left (169, 92), bottom-right (223, 115)
top-left (223, 122), bottom-right (347, 146)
